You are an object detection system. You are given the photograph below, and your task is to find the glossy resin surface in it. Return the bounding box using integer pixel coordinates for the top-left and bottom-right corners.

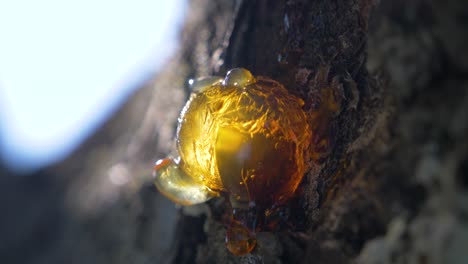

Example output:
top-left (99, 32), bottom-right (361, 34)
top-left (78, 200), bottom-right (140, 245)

top-left (153, 68), bottom-right (311, 255)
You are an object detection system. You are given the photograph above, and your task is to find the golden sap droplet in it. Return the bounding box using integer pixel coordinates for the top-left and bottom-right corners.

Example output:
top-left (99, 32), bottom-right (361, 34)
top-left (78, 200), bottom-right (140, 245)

top-left (225, 222), bottom-right (256, 256)
top-left (223, 68), bottom-right (255, 87)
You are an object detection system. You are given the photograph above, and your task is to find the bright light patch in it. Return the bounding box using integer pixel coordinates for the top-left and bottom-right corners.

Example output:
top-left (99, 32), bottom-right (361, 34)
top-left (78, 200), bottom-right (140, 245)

top-left (0, 0), bottom-right (186, 173)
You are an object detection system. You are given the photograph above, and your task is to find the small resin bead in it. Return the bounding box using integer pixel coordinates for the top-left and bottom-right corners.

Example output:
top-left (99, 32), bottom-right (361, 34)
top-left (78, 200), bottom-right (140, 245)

top-left (153, 68), bottom-right (311, 255)
top-left (225, 221), bottom-right (256, 256)
top-left (153, 158), bottom-right (216, 206)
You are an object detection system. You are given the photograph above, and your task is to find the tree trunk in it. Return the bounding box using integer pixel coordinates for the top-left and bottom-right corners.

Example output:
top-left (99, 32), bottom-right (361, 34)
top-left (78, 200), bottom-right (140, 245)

top-left (1, 0), bottom-right (467, 263)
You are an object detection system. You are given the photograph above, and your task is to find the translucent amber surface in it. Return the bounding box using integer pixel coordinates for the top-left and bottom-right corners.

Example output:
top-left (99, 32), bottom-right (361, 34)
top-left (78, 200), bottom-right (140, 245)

top-left (153, 68), bottom-right (311, 255)
top-left (225, 221), bottom-right (256, 256)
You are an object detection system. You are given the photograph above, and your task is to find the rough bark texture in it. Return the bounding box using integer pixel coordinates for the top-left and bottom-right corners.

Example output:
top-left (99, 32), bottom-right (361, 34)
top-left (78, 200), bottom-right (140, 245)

top-left (1, 0), bottom-right (467, 263)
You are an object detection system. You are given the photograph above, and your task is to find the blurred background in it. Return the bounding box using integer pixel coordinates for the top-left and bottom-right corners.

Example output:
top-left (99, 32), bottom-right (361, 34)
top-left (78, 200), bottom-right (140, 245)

top-left (0, 0), bottom-right (186, 173)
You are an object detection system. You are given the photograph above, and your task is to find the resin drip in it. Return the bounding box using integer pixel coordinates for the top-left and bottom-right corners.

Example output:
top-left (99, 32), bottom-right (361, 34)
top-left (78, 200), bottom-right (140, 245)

top-left (153, 68), bottom-right (311, 255)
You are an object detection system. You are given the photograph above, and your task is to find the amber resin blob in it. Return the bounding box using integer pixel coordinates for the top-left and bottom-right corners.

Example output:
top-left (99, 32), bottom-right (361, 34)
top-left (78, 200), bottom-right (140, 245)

top-left (153, 68), bottom-right (310, 255)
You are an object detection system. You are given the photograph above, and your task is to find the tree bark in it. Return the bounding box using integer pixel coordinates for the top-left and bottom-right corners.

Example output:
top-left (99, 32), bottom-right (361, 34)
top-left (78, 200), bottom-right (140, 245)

top-left (1, 0), bottom-right (468, 263)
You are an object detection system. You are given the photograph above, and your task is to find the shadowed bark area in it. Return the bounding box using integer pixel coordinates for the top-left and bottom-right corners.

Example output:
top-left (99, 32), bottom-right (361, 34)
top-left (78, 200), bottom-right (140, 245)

top-left (1, 0), bottom-right (467, 263)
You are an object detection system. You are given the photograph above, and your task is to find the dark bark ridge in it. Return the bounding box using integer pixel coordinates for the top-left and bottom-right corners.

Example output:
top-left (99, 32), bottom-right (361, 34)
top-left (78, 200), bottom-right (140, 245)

top-left (185, 0), bottom-right (468, 263)
top-left (191, 0), bottom-right (380, 262)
